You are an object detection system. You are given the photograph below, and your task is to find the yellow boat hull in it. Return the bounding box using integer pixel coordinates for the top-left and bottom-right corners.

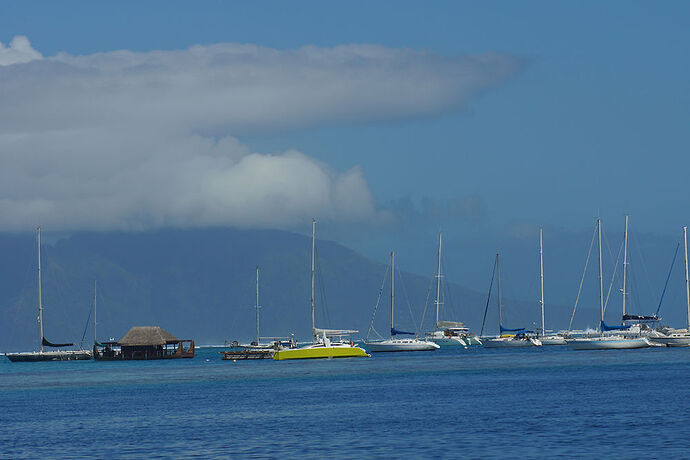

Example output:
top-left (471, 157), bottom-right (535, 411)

top-left (273, 346), bottom-right (369, 360)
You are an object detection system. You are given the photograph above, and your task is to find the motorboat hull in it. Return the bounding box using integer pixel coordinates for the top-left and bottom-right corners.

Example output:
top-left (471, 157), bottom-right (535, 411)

top-left (464, 335), bottom-right (483, 346)
top-left (367, 339), bottom-right (439, 352)
top-left (427, 333), bottom-right (482, 347)
top-left (429, 337), bottom-right (467, 347)
top-left (273, 345), bottom-right (369, 360)
top-left (567, 337), bottom-right (651, 350)
top-left (648, 335), bottom-right (690, 347)
top-left (6, 350), bottom-right (92, 362)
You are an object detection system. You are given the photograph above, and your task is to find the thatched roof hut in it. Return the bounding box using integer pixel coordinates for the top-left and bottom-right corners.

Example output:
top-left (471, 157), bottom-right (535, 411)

top-left (94, 326), bottom-right (194, 360)
top-left (118, 326), bottom-right (179, 346)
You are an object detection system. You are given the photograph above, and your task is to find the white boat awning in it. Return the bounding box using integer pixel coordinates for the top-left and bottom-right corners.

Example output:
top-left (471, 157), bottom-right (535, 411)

top-left (313, 327), bottom-right (358, 336)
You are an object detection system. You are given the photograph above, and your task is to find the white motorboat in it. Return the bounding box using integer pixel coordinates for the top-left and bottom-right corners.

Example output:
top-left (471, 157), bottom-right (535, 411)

top-left (426, 323), bottom-right (481, 347)
top-left (539, 335), bottom-right (567, 345)
top-left (647, 329), bottom-right (690, 347)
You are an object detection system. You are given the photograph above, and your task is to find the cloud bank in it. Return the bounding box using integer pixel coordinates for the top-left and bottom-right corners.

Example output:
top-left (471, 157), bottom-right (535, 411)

top-left (0, 36), bottom-right (42, 66)
top-left (0, 36), bottom-right (520, 231)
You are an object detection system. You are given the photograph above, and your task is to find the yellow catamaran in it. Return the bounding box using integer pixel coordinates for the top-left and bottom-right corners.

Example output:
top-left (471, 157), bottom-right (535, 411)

top-left (273, 219), bottom-right (369, 360)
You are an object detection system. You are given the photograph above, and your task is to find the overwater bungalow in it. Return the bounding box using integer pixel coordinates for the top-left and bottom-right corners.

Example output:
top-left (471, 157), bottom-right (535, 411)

top-left (94, 326), bottom-right (195, 360)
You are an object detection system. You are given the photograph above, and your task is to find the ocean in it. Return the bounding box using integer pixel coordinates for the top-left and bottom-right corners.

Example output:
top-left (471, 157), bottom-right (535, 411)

top-left (2, 346), bottom-right (689, 458)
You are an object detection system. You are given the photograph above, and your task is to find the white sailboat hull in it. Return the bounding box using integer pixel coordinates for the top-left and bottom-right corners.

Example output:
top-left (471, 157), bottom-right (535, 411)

top-left (367, 339), bottom-right (440, 352)
top-left (567, 337), bottom-right (651, 350)
top-left (539, 335), bottom-right (567, 345)
top-left (6, 350), bottom-right (92, 362)
top-left (482, 337), bottom-right (541, 348)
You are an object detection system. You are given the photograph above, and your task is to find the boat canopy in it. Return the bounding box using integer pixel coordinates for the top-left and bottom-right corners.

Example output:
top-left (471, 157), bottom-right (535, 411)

top-left (500, 326), bottom-right (525, 333)
top-left (313, 327), bottom-right (358, 337)
top-left (600, 321), bottom-right (628, 331)
top-left (437, 320), bottom-right (466, 329)
top-left (391, 327), bottom-right (415, 336)
top-left (42, 337), bottom-right (74, 348)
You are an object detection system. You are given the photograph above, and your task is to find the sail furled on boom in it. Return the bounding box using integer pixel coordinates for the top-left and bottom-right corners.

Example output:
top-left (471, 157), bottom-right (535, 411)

top-left (600, 321), bottom-right (628, 332)
top-left (391, 327), bottom-right (415, 336)
top-left (622, 314), bottom-right (659, 322)
top-left (42, 337), bottom-right (74, 348)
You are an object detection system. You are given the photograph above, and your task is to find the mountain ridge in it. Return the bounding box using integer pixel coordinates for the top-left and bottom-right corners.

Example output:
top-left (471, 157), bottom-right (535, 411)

top-left (1, 227), bottom-right (593, 351)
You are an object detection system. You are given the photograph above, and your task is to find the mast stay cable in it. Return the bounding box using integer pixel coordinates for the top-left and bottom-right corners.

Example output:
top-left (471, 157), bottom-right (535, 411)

top-left (480, 257), bottom-right (497, 338)
top-left (568, 223), bottom-right (598, 332)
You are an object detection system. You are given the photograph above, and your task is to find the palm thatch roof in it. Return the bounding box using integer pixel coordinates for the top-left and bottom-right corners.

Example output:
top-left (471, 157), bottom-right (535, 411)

top-left (118, 326), bottom-right (179, 346)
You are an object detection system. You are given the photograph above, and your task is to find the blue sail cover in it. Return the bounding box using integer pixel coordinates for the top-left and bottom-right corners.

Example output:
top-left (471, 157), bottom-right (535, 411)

top-left (600, 321), bottom-right (628, 331)
top-left (500, 326), bottom-right (525, 333)
top-left (391, 327), bottom-right (415, 336)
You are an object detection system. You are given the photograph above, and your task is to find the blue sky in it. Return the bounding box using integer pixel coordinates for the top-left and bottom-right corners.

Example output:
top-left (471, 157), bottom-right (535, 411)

top-left (3, 1), bottom-right (687, 228)
top-left (1, 1), bottom-right (689, 321)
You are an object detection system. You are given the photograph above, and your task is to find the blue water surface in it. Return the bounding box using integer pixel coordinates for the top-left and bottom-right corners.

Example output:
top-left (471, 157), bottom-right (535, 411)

top-left (2, 346), bottom-right (689, 458)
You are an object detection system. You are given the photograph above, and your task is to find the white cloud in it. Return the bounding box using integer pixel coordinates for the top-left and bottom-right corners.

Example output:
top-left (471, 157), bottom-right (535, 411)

top-left (0, 37), bottom-right (520, 231)
top-left (0, 36), bottom-right (42, 66)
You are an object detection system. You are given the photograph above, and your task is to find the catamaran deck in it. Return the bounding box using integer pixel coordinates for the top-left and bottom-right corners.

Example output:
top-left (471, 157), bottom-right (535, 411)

top-left (220, 349), bottom-right (274, 360)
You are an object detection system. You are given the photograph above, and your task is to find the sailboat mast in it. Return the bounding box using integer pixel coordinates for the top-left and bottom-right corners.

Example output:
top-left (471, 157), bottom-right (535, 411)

top-left (598, 218), bottom-right (604, 323)
top-left (539, 227), bottom-right (545, 336)
top-left (38, 226), bottom-right (44, 353)
top-left (496, 253), bottom-right (502, 333)
top-left (622, 215), bottom-right (629, 319)
top-left (311, 219), bottom-right (316, 336)
top-left (391, 251), bottom-right (395, 339)
top-left (435, 232), bottom-right (442, 327)
top-left (256, 266), bottom-right (260, 345)
top-left (93, 280), bottom-right (97, 346)
top-left (683, 227), bottom-right (690, 332)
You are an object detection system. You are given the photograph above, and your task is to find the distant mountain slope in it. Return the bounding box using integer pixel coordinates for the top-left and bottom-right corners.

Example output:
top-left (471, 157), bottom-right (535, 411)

top-left (0, 228), bottom-right (587, 351)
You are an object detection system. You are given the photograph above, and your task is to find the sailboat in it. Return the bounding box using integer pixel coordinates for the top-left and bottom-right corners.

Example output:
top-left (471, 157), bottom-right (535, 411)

top-left (273, 219), bottom-right (369, 360)
top-left (537, 227), bottom-right (566, 345)
top-left (482, 253), bottom-right (542, 348)
top-left (366, 251), bottom-right (439, 352)
top-left (91, 279), bottom-right (103, 358)
top-left (6, 227), bottom-right (92, 362)
top-left (424, 233), bottom-right (481, 347)
top-left (222, 267), bottom-right (296, 359)
top-left (566, 218), bottom-right (651, 350)
top-left (614, 215), bottom-right (661, 337)
top-left (648, 226), bottom-right (690, 347)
